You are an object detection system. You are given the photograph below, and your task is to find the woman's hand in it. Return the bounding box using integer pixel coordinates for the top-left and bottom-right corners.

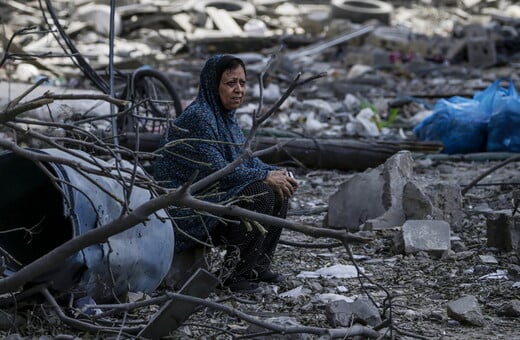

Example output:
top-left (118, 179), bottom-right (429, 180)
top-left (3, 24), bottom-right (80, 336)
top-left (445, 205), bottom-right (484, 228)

top-left (264, 169), bottom-right (299, 199)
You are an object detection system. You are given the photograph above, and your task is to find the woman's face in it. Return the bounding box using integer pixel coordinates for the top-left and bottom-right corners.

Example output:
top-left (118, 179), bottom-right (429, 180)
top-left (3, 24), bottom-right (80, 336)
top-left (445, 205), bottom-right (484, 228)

top-left (218, 65), bottom-right (246, 110)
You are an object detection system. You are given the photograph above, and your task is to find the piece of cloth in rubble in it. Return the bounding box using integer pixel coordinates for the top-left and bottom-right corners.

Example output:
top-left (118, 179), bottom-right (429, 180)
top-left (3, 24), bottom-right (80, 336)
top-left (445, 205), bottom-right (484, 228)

top-left (154, 54), bottom-right (278, 253)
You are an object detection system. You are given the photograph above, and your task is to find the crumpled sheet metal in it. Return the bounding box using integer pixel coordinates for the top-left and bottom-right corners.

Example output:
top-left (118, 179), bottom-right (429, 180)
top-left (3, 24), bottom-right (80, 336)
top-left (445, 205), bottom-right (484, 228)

top-left (0, 148), bottom-right (174, 301)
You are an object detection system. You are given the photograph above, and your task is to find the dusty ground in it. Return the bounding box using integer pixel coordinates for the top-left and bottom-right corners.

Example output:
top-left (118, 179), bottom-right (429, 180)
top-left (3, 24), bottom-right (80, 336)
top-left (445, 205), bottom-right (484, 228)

top-left (154, 158), bottom-right (520, 339)
top-left (3, 157), bottom-right (519, 340)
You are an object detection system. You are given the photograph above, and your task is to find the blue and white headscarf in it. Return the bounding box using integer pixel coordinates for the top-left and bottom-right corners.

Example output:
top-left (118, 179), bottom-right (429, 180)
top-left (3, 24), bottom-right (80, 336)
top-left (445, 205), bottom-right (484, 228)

top-left (154, 54), bottom-right (277, 253)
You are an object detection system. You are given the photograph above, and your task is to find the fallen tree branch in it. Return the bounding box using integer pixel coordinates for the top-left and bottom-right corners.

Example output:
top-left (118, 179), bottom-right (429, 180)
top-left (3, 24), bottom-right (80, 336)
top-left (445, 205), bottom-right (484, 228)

top-left (40, 288), bottom-right (140, 335)
top-left (461, 154), bottom-right (520, 195)
top-left (91, 291), bottom-right (381, 338)
top-left (278, 238), bottom-right (343, 249)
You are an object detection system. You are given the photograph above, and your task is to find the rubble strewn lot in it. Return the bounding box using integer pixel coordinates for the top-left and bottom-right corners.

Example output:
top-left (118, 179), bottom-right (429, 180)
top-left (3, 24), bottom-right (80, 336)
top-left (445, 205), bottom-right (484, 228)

top-left (1, 0), bottom-right (520, 339)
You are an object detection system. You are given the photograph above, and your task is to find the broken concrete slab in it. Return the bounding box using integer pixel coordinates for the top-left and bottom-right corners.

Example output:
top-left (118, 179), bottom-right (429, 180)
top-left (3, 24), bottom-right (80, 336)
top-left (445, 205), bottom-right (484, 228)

top-left (402, 220), bottom-right (451, 257)
top-left (325, 295), bottom-right (382, 327)
top-left (402, 181), bottom-right (463, 230)
top-left (75, 4), bottom-right (123, 37)
top-left (447, 295), bottom-right (485, 326)
top-left (327, 151), bottom-right (414, 231)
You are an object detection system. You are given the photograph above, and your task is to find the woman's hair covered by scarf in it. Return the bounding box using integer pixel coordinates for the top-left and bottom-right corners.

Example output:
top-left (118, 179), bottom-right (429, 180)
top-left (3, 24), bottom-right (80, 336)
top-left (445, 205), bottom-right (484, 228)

top-left (197, 54), bottom-right (246, 114)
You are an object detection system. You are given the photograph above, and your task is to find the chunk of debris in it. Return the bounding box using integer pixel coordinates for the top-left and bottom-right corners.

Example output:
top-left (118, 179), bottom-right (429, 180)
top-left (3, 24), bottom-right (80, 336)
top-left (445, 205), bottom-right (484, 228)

top-left (247, 317), bottom-right (313, 340)
top-left (478, 255), bottom-right (498, 265)
top-left (75, 4), bottom-right (123, 37)
top-left (486, 211), bottom-right (520, 252)
top-left (402, 181), bottom-right (463, 229)
top-left (401, 220), bottom-right (451, 257)
top-left (327, 151), bottom-right (414, 231)
top-left (497, 299), bottom-right (520, 317)
top-left (296, 264), bottom-right (363, 279)
top-left (447, 295), bottom-right (485, 327)
top-left (325, 296), bottom-right (382, 327)
top-left (278, 285), bottom-right (311, 299)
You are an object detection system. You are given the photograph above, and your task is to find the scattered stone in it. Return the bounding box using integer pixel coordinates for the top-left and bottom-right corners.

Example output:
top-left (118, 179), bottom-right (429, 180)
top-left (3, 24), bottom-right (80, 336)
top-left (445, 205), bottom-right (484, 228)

top-left (447, 295), bottom-right (485, 326)
top-left (297, 264), bottom-right (363, 279)
top-left (497, 299), bottom-right (520, 317)
top-left (479, 255), bottom-right (499, 264)
top-left (316, 293), bottom-right (355, 304)
top-left (325, 295), bottom-right (382, 327)
top-left (247, 317), bottom-right (313, 340)
top-left (451, 238), bottom-right (467, 252)
top-left (401, 220), bottom-right (451, 257)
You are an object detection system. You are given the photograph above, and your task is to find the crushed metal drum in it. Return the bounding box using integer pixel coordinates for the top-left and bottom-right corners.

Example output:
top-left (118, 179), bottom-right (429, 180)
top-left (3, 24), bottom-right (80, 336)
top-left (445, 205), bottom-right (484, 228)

top-left (0, 148), bottom-right (174, 301)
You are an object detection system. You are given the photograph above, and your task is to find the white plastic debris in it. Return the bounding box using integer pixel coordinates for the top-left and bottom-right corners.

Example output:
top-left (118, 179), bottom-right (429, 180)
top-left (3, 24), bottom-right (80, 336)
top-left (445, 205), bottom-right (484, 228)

top-left (305, 112), bottom-right (328, 133)
top-left (238, 113), bottom-right (253, 129)
top-left (302, 99), bottom-right (335, 115)
top-left (343, 93), bottom-right (361, 112)
top-left (346, 64), bottom-right (372, 79)
top-left (410, 109), bottom-right (433, 126)
top-left (297, 264), bottom-right (363, 279)
top-left (336, 285), bottom-right (349, 293)
top-left (315, 293), bottom-right (354, 304)
top-left (279, 285), bottom-right (311, 298)
top-left (252, 83), bottom-right (280, 102)
top-left (479, 270), bottom-right (508, 280)
top-left (345, 108), bottom-right (380, 137)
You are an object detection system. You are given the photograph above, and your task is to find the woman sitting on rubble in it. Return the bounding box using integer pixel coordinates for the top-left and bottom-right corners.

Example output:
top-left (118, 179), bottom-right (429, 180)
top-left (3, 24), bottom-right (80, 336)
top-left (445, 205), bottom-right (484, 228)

top-left (154, 54), bottom-right (298, 293)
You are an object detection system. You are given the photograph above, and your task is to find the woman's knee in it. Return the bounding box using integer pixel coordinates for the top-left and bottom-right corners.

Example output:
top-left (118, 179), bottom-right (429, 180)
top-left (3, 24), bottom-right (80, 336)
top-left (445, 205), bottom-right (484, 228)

top-left (237, 181), bottom-right (276, 215)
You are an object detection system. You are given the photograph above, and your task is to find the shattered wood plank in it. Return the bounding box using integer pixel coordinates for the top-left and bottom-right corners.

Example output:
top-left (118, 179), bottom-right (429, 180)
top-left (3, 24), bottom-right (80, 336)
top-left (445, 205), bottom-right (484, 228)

top-left (205, 7), bottom-right (243, 36)
top-left (138, 268), bottom-right (219, 339)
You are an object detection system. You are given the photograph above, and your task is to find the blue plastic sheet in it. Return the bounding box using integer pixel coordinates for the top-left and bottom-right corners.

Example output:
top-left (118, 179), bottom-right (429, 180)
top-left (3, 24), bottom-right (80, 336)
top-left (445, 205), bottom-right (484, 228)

top-left (413, 79), bottom-right (519, 154)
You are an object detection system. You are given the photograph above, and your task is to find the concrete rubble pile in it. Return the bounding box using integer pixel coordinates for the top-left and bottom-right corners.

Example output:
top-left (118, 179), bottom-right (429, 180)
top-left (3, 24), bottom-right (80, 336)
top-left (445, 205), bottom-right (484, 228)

top-left (2, 0), bottom-right (520, 166)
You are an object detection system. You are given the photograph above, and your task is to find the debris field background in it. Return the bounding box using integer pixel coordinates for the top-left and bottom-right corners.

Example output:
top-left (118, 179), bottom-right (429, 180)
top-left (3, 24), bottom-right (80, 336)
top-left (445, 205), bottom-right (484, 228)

top-left (1, 0), bottom-right (520, 339)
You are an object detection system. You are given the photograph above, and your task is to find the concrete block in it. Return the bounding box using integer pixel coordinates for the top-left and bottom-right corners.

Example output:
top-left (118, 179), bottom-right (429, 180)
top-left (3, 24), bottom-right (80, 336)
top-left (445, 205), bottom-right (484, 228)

top-left (486, 211), bottom-right (520, 252)
top-left (402, 220), bottom-right (451, 257)
top-left (327, 151), bottom-right (413, 231)
top-left (403, 181), bottom-right (463, 231)
top-left (467, 37), bottom-right (497, 67)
